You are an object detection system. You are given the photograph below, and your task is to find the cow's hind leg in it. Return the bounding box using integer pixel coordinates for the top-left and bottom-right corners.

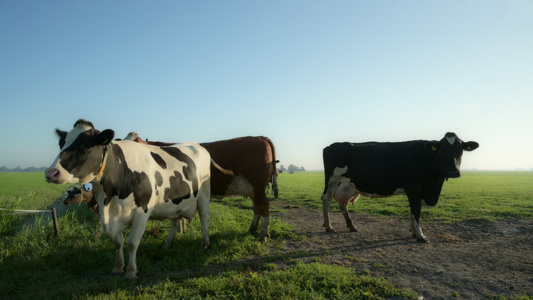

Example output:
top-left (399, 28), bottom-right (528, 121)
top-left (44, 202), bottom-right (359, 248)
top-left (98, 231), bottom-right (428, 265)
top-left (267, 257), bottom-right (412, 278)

top-left (321, 170), bottom-right (345, 232)
top-left (271, 173), bottom-right (279, 198)
top-left (163, 217), bottom-right (186, 249)
top-left (339, 201), bottom-right (357, 232)
top-left (250, 191), bottom-right (270, 242)
top-left (197, 185), bottom-right (211, 249)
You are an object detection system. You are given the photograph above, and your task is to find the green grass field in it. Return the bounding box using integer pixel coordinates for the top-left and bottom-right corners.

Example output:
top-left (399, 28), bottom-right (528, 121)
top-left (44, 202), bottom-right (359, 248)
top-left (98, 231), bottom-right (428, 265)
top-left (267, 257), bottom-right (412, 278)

top-left (0, 171), bottom-right (531, 299)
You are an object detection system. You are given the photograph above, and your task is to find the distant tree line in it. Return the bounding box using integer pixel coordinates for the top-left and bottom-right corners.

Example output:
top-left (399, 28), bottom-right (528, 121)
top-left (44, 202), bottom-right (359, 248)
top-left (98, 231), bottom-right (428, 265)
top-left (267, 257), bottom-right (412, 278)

top-left (278, 164), bottom-right (305, 173)
top-left (0, 166), bottom-right (47, 172)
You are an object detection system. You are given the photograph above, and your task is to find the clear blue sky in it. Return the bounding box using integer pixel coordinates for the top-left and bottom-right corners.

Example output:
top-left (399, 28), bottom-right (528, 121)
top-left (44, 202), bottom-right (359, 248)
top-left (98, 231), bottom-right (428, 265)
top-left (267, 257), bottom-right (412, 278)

top-left (1, 1), bottom-right (532, 171)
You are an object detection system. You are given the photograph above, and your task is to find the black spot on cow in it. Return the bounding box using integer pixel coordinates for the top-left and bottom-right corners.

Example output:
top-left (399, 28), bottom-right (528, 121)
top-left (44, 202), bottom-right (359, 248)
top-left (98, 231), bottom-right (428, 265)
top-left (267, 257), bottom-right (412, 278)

top-left (155, 171), bottom-right (163, 187)
top-left (151, 152), bottom-right (167, 169)
top-left (162, 147), bottom-right (198, 197)
top-left (100, 144), bottom-right (153, 212)
top-left (164, 171), bottom-right (192, 205)
top-left (154, 171), bottom-right (163, 196)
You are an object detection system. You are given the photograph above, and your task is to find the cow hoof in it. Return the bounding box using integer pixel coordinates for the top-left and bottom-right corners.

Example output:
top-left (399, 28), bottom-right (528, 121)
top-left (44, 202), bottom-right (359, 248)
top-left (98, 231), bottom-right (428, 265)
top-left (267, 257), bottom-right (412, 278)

top-left (325, 227), bottom-right (336, 232)
top-left (259, 236), bottom-right (268, 242)
top-left (112, 268), bottom-right (124, 276)
top-left (124, 273), bottom-right (138, 281)
top-left (349, 227), bottom-right (358, 232)
top-left (417, 237), bottom-right (430, 243)
top-left (201, 241), bottom-right (210, 250)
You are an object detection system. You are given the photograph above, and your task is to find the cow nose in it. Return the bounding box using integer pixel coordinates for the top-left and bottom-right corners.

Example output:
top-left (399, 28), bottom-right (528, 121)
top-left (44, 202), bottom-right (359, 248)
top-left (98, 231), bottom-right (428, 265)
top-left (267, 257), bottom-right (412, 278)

top-left (45, 168), bottom-right (60, 183)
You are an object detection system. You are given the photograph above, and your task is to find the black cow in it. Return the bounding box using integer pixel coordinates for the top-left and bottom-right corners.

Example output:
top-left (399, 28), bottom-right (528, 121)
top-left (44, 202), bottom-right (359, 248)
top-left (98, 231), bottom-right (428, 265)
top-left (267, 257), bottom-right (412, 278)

top-left (321, 132), bottom-right (479, 243)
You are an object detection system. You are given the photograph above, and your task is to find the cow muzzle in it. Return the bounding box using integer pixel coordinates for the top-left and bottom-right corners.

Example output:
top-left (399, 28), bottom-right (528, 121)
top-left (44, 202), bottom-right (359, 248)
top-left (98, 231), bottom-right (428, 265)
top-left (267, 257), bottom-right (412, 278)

top-left (445, 171), bottom-right (461, 180)
top-left (45, 168), bottom-right (61, 183)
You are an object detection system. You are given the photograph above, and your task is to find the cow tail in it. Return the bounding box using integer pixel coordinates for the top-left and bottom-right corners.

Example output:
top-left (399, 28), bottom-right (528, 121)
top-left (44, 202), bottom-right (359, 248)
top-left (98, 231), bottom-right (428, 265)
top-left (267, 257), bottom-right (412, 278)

top-left (211, 159), bottom-right (234, 176)
top-left (263, 137), bottom-right (279, 198)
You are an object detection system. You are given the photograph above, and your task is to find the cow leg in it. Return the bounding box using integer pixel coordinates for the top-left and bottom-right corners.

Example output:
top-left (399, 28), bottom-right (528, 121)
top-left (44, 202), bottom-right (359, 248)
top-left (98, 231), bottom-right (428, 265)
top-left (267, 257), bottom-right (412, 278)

top-left (339, 202), bottom-right (357, 232)
top-left (271, 173), bottom-right (279, 198)
top-left (111, 232), bottom-right (125, 276)
top-left (249, 214), bottom-right (260, 235)
top-left (321, 193), bottom-right (335, 232)
top-left (409, 201), bottom-right (430, 243)
top-left (180, 218), bottom-right (187, 234)
top-left (123, 214), bottom-right (150, 280)
top-left (163, 218), bottom-right (183, 249)
top-left (250, 191), bottom-right (270, 242)
top-left (197, 186), bottom-right (211, 249)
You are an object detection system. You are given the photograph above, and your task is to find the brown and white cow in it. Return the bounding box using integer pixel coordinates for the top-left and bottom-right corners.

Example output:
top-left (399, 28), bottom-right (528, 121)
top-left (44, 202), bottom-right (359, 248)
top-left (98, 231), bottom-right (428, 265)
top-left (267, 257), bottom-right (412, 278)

top-left (45, 119), bottom-right (211, 280)
top-left (201, 136), bottom-right (278, 242)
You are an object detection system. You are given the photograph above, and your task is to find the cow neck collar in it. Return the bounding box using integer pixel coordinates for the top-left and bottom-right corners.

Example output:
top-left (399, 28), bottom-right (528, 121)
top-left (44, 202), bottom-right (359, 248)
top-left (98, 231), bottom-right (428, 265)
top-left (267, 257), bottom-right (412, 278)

top-left (95, 145), bottom-right (109, 179)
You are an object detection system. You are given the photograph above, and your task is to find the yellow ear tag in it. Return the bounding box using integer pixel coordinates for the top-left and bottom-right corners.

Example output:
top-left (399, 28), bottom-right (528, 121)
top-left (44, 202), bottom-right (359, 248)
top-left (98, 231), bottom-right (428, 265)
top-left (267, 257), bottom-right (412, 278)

top-left (466, 146), bottom-right (471, 150)
top-left (103, 138), bottom-right (108, 144)
top-left (431, 146), bottom-right (437, 151)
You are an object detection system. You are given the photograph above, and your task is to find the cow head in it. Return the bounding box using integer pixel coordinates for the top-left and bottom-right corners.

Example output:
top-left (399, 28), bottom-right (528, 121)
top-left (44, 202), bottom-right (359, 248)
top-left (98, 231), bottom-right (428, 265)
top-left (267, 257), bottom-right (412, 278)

top-left (45, 119), bottom-right (114, 184)
top-left (63, 183), bottom-right (94, 205)
top-left (124, 132), bottom-right (146, 144)
top-left (425, 132), bottom-right (479, 179)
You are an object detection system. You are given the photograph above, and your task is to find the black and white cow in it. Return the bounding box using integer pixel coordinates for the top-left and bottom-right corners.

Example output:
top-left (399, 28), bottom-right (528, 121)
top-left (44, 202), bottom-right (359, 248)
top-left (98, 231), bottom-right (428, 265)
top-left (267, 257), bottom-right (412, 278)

top-left (321, 132), bottom-right (479, 243)
top-left (45, 119), bottom-right (211, 279)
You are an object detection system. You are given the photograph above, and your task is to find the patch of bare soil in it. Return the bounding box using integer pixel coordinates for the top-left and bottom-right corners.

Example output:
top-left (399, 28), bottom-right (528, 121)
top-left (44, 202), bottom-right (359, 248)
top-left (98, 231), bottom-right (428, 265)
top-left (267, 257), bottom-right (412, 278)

top-left (267, 202), bottom-right (533, 299)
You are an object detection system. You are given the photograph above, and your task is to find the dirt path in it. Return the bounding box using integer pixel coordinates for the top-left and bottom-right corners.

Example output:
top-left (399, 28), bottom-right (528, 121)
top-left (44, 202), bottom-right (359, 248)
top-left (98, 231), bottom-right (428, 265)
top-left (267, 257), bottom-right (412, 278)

top-left (268, 202), bottom-right (533, 299)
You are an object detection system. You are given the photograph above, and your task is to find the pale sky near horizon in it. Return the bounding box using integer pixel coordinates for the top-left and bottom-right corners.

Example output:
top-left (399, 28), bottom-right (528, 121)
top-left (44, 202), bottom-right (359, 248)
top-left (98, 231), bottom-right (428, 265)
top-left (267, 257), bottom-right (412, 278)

top-left (1, 1), bottom-right (532, 171)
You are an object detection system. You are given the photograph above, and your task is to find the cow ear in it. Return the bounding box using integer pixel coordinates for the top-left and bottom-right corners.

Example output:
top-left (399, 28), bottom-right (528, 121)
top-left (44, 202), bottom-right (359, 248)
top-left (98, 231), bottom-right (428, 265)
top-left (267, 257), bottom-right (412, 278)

top-left (56, 129), bottom-right (67, 138)
top-left (425, 141), bottom-right (441, 152)
top-left (96, 129), bottom-right (115, 145)
top-left (463, 141), bottom-right (479, 151)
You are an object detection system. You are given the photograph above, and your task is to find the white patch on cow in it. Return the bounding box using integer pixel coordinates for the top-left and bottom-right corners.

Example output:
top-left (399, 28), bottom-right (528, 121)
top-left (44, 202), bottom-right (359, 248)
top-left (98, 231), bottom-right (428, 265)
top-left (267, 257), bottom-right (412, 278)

top-left (63, 123), bottom-right (93, 150)
top-left (333, 166), bottom-right (348, 177)
top-left (446, 136), bottom-right (456, 145)
top-left (220, 175), bottom-right (254, 199)
top-left (328, 166), bottom-right (406, 203)
top-left (411, 214), bottom-right (428, 242)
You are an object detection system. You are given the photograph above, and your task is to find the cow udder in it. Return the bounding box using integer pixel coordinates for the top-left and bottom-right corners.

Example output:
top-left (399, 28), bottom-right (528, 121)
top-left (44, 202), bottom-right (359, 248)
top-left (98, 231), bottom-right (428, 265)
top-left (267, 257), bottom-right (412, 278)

top-left (333, 180), bottom-right (359, 205)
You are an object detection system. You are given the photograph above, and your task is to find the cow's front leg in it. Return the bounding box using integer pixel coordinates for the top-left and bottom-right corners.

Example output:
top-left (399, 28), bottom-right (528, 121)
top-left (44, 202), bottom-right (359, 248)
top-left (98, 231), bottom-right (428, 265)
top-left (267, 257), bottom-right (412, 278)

top-left (339, 202), bottom-right (357, 232)
top-left (124, 215), bottom-right (149, 280)
top-left (409, 201), bottom-right (430, 243)
top-left (111, 233), bottom-right (125, 276)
